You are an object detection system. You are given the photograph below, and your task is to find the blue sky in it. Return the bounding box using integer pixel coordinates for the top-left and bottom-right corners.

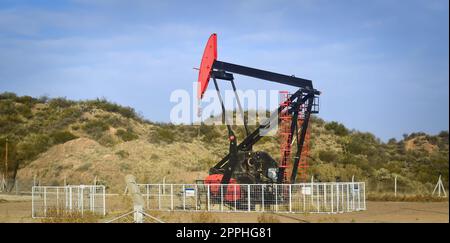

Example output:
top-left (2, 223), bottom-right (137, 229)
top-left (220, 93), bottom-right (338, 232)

top-left (0, 0), bottom-right (448, 141)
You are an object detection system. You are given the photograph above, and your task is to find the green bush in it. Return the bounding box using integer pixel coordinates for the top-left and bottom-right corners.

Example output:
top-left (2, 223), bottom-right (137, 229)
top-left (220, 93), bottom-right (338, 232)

top-left (84, 98), bottom-right (141, 120)
top-left (115, 150), bottom-right (130, 159)
top-left (174, 125), bottom-right (198, 143)
top-left (318, 150), bottom-right (339, 163)
top-left (324, 121), bottom-right (349, 136)
top-left (116, 128), bottom-right (139, 142)
top-left (60, 107), bottom-right (83, 120)
top-left (310, 115), bottom-right (325, 126)
top-left (0, 114), bottom-right (23, 134)
top-left (346, 132), bottom-right (377, 156)
top-left (76, 162), bottom-right (92, 172)
top-left (438, 131), bottom-right (448, 139)
top-left (14, 95), bottom-right (37, 106)
top-left (82, 120), bottom-right (109, 139)
top-left (150, 127), bottom-right (175, 144)
top-left (98, 134), bottom-right (116, 147)
top-left (50, 131), bottom-right (78, 144)
top-left (0, 100), bottom-right (17, 116)
top-left (37, 95), bottom-right (49, 103)
top-left (48, 97), bottom-right (75, 109)
top-left (15, 103), bottom-right (33, 119)
top-left (16, 134), bottom-right (52, 162)
top-left (199, 123), bottom-right (221, 143)
top-left (119, 163), bottom-right (130, 172)
top-left (104, 116), bottom-right (125, 128)
top-left (0, 92), bottom-right (17, 100)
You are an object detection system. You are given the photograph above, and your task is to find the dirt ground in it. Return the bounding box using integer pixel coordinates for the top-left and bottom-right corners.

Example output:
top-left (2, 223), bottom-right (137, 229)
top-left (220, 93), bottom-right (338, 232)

top-left (149, 201), bottom-right (449, 223)
top-left (0, 194), bottom-right (448, 223)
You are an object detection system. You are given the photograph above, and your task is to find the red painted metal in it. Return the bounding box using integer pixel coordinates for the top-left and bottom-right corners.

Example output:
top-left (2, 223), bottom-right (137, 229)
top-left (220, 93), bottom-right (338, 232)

top-left (279, 91), bottom-right (292, 183)
top-left (204, 174), bottom-right (241, 201)
top-left (278, 91), bottom-right (311, 183)
top-left (197, 33), bottom-right (218, 99)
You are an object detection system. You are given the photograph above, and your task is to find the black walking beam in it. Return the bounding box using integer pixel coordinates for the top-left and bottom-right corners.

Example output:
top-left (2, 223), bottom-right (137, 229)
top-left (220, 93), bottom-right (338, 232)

top-left (213, 60), bottom-right (319, 93)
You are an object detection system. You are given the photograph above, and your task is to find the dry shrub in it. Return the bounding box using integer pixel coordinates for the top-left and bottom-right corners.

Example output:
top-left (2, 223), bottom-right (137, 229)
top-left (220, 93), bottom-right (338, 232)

top-left (257, 213), bottom-right (280, 223)
top-left (367, 193), bottom-right (449, 202)
top-left (317, 216), bottom-right (339, 223)
top-left (191, 212), bottom-right (220, 223)
top-left (40, 208), bottom-right (101, 223)
top-left (121, 194), bottom-right (133, 208)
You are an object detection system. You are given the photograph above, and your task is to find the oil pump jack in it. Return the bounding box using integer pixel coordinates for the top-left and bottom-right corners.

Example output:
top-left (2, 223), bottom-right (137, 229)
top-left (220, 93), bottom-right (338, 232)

top-left (197, 34), bottom-right (320, 200)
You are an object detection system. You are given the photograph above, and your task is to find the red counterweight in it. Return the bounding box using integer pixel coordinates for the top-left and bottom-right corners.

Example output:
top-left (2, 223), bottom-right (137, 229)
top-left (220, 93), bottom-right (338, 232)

top-left (197, 33), bottom-right (217, 99)
top-left (204, 174), bottom-right (241, 201)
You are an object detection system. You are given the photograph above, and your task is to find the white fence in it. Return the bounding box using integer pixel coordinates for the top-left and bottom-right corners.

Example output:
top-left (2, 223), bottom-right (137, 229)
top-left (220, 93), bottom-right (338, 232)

top-left (32, 185), bottom-right (106, 218)
top-left (137, 182), bottom-right (366, 214)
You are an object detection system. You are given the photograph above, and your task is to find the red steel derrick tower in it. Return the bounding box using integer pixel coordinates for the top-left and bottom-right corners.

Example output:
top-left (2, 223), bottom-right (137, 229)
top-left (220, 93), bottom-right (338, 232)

top-left (279, 91), bottom-right (311, 183)
top-left (279, 91), bottom-right (292, 184)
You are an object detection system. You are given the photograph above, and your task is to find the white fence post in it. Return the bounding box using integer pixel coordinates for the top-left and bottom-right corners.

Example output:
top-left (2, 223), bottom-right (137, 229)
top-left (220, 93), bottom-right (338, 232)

top-left (247, 184), bottom-right (251, 212)
top-left (43, 187), bottom-right (47, 217)
top-left (234, 184), bottom-right (237, 212)
top-left (289, 184), bottom-right (292, 213)
top-left (303, 184), bottom-right (306, 212)
top-left (146, 185), bottom-right (149, 209)
top-left (275, 185), bottom-right (278, 212)
top-left (394, 175), bottom-right (397, 197)
top-left (183, 184), bottom-right (186, 211)
top-left (80, 186), bottom-right (84, 216)
top-left (90, 186), bottom-right (94, 212)
top-left (331, 184), bottom-right (334, 213)
top-left (56, 188), bottom-right (59, 214)
top-left (170, 184), bottom-right (174, 210)
top-left (102, 186), bottom-right (106, 216)
top-left (346, 184), bottom-right (349, 212)
top-left (207, 185), bottom-right (210, 211)
top-left (69, 187), bottom-right (73, 211)
top-left (195, 184), bottom-right (198, 211)
top-left (358, 183), bottom-right (361, 210)
top-left (220, 184), bottom-right (224, 212)
top-left (158, 184), bottom-right (161, 210)
top-left (341, 184), bottom-right (344, 213)
top-left (316, 184), bottom-right (319, 213)
top-left (311, 177), bottom-right (314, 211)
top-left (65, 186), bottom-right (68, 209)
top-left (261, 184), bottom-right (265, 212)
top-left (339, 184), bottom-right (341, 212)
top-left (31, 186), bottom-right (35, 218)
top-left (362, 183), bottom-right (366, 210)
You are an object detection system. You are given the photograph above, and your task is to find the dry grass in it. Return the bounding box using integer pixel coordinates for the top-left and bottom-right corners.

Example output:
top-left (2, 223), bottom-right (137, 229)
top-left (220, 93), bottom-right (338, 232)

top-left (257, 213), bottom-right (280, 223)
top-left (190, 212), bottom-right (221, 223)
top-left (17, 138), bottom-right (212, 192)
top-left (367, 193), bottom-right (449, 202)
top-left (40, 208), bottom-right (101, 223)
top-left (317, 216), bottom-right (339, 223)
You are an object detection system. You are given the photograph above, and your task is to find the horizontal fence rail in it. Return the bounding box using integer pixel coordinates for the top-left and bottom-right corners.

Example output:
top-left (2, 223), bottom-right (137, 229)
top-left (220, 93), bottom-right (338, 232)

top-left (32, 185), bottom-right (106, 218)
top-left (137, 182), bottom-right (366, 214)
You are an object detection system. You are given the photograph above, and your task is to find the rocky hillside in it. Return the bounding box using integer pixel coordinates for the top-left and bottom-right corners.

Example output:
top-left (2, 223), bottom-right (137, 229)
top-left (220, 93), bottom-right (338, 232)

top-left (0, 92), bottom-right (448, 193)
